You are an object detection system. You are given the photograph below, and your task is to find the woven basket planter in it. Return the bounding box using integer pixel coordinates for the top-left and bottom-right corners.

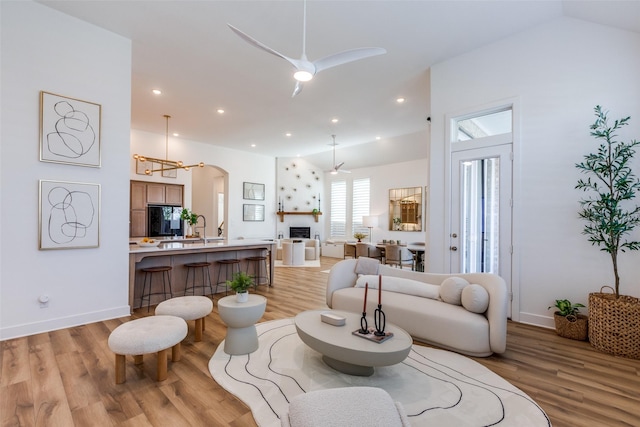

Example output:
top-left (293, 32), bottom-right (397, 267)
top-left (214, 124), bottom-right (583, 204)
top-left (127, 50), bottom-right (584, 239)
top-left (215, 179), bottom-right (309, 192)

top-left (553, 313), bottom-right (588, 341)
top-left (588, 287), bottom-right (640, 359)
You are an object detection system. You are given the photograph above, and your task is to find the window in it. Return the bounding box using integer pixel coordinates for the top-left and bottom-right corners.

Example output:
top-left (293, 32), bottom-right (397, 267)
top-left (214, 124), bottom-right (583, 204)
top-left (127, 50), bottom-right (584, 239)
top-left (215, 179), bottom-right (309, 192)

top-left (453, 108), bottom-right (512, 142)
top-left (329, 177), bottom-right (370, 238)
top-left (352, 178), bottom-right (370, 234)
top-left (330, 180), bottom-right (346, 236)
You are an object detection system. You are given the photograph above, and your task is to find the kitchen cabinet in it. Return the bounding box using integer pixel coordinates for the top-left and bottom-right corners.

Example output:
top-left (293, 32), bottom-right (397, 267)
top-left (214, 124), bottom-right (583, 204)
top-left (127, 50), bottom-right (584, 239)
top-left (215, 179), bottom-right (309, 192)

top-left (130, 181), bottom-right (184, 237)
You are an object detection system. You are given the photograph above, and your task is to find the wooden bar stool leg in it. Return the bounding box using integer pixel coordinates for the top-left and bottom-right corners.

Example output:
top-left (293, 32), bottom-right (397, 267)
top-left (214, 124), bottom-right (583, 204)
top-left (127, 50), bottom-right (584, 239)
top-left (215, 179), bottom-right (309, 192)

top-left (171, 342), bottom-right (182, 362)
top-left (194, 318), bottom-right (204, 342)
top-left (115, 354), bottom-right (126, 384)
top-left (157, 348), bottom-right (168, 381)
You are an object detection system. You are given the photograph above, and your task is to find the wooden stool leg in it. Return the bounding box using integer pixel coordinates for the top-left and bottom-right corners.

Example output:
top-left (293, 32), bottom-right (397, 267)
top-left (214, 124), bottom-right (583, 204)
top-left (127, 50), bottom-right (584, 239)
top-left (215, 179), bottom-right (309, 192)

top-left (115, 354), bottom-right (126, 384)
top-left (134, 355), bottom-right (143, 365)
top-left (172, 342), bottom-right (182, 362)
top-left (195, 318), bottom-right (203, 342)
top-left (202, 316), bottom-right (206, 331)
top-left (157, 348), bottom-right (168, 381)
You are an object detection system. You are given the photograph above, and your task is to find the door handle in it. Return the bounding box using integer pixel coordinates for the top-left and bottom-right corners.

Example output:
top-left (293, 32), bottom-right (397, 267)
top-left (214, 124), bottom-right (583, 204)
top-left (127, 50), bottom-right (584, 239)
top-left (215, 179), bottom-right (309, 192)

top-left (450, 246), bottom-right (458, 251)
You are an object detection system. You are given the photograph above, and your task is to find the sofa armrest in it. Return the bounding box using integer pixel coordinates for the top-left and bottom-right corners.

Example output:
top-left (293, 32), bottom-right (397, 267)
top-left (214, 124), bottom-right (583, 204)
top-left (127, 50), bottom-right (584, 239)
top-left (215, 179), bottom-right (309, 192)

top-left (459, 273), bottom-right (508, 354)
top-left (326, 259), bottom-right (359, 307)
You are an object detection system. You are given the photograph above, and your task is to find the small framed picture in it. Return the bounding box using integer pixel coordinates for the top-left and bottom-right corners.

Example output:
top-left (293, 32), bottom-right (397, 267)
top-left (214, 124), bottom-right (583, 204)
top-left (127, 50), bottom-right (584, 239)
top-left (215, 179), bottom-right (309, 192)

top-left (243, 204), bottom-right (265, 222)
top-left (39, 180), bottom-right (100, 249)
top-left (40, 91), bottom-right (101, 167)
top-left (243, 182), bottom-right (265, 200)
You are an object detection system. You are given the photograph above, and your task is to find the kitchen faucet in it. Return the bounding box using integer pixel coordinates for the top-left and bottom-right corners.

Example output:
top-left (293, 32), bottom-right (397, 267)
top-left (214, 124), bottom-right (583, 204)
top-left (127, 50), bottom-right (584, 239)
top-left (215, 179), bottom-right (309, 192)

top-left (195, 215), bottom-right (207, 242)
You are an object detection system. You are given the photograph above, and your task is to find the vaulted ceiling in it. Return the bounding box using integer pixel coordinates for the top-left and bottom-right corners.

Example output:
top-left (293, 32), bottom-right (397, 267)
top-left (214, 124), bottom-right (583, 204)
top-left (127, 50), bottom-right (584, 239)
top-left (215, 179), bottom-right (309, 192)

top-left (38, 1), bottom-right (640, 170)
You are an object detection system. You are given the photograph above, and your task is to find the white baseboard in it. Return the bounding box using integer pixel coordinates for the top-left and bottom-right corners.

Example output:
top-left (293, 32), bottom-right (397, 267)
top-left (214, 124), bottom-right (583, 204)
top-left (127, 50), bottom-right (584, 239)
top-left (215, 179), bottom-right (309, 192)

top-left (0, 305), bottom-right (131, 341)
top-left (517, 312), bottom-right (555, 329)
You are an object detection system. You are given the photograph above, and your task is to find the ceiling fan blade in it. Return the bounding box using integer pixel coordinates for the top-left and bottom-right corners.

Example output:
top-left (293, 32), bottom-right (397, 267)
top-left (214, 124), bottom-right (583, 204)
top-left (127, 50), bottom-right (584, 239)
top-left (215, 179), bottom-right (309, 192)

top-left (227, 24), bottom-right (298, 67)
top-left (338, 168), bottom-right (352, 174)
top-left (334, 161), bottom-right (345, 170)
top-left (292, 81), bottom-right (304, 97)
top-left (314, 47), bottom-right (387, 73)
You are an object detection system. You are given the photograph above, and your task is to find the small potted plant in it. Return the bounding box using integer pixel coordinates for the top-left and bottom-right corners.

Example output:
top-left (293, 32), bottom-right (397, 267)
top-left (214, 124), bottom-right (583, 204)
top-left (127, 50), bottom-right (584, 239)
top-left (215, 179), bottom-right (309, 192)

top-left (180, 208), bottom-right (198, 237)
top-left (548, 299), bottom-right (588, 341)
top-left (353, 232), bottom-right (366, 242)
top-left (227, 271), bottom-right (254, 303)
top-left (392, 217), bottom-right (402, 231)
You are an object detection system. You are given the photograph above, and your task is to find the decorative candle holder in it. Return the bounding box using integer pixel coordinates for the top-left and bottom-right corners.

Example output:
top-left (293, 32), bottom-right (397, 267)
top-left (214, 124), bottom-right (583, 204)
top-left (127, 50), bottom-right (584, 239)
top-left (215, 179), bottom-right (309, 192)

top-left (374, 304), bottom-right (386, 336)
top-left (359, 312), bottom-right (369, 334)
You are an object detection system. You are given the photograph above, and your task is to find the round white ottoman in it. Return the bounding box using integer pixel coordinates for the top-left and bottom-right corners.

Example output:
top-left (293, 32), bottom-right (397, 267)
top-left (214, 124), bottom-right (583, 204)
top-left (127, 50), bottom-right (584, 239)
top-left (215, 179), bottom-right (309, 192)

top-left (108, 315), bottom-right (187, 384)
top-left (155, 296), bottom-right (213, 342)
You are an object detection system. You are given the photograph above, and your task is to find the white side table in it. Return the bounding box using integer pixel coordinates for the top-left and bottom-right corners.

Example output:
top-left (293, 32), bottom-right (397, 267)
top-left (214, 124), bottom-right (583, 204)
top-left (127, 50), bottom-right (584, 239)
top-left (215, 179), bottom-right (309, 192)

top-left (218, 294), bottom-right (267, 355)
top-left (282, 241), bottom-right (305, 265)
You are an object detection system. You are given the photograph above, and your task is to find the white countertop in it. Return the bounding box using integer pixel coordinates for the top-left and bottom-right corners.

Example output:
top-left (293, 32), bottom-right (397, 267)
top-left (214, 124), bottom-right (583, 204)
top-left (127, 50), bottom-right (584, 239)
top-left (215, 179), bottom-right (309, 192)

top-left (129, 238), bottom-right (276, 253)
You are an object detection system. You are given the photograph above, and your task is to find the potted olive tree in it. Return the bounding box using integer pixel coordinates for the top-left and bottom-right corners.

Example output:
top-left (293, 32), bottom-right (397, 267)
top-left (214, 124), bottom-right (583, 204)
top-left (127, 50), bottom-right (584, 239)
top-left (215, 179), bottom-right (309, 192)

top-left (548, 299), bottom-right (588, 341)
top-left (575, 105), bottom-right (640, 358)
top-left (227, 271), bottom-right (254, 303)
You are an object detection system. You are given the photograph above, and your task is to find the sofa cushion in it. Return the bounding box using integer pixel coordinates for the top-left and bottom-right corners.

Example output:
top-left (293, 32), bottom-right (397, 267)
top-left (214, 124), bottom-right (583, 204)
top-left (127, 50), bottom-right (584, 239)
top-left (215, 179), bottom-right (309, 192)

top-left (355, 257), bottom-right (380, 275)
top-left (461, 284), bottom-right (490, 313)
top-left (439, 277), bottom-right (470, 305)
top-left (356, 275), bottom-right (440, 300)
top-left (332, 288), bottom-right (491, 355)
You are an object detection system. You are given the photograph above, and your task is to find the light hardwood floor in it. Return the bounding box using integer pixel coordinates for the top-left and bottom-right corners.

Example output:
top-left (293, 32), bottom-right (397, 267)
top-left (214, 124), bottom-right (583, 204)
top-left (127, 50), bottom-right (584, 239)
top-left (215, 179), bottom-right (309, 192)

top-left (1, 257), bottom-right (639, 426)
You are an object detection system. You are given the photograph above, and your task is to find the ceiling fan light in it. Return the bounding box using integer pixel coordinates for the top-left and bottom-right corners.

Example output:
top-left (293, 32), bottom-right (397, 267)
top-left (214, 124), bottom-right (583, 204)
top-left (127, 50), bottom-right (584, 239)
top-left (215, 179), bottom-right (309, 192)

top-left (294, 70), bottom-right (313, 82)
top-left (330, 169), bottom-right (338, 175)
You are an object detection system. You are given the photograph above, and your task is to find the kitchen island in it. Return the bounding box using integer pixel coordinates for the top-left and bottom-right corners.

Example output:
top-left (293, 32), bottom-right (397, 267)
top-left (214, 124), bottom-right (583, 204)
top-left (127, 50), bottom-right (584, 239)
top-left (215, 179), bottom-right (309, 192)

top-left (129, 239), bottom-right (275, 310)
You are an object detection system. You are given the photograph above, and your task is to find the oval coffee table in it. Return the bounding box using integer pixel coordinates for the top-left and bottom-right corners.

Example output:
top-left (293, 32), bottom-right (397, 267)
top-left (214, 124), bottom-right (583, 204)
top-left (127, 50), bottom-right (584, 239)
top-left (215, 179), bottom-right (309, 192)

top-left (294, 309), bottom-right (412, 376)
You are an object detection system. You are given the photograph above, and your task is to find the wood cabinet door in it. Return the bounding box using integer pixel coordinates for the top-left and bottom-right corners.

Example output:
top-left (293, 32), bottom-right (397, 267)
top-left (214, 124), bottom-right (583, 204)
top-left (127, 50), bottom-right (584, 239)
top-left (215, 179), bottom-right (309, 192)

top-left (165, 184), bottom-right (183, 205)
top-left (147, 183), bottom-right (165, 204)
top-left (131, 210), bottom-right (147, 237)
top-left (130, 181), bottom-right (147, 210)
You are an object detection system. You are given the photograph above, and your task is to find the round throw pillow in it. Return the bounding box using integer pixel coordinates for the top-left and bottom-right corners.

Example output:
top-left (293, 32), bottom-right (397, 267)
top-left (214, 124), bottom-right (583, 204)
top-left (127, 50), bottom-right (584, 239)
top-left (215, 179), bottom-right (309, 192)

top-left (461, 284), bottom-right (490, 313)
top-left (439, 277), bottom-right (470, 305)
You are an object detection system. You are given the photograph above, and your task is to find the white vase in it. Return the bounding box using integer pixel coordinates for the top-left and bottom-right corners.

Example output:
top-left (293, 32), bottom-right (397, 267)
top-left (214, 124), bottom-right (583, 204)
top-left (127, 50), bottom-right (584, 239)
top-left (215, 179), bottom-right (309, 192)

top-left (236, 291), bottom-right (249, 303)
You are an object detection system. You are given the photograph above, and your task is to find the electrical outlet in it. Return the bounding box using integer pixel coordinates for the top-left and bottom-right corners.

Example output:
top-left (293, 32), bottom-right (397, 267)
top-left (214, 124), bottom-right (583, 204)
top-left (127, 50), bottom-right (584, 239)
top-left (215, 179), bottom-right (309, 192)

top-left (39, 295), bottom-right (49, 308)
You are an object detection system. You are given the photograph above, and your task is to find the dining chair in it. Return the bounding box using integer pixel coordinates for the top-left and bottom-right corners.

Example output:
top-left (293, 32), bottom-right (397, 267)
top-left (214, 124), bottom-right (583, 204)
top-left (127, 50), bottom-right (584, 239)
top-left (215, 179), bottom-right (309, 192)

top-left (384, 244), bottom-right (413, 269)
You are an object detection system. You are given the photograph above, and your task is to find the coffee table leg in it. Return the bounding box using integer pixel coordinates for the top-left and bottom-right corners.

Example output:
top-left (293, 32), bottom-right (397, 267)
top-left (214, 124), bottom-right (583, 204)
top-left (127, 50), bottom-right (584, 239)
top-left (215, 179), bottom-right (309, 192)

top-left (322, 355), bottom-right (374, 377)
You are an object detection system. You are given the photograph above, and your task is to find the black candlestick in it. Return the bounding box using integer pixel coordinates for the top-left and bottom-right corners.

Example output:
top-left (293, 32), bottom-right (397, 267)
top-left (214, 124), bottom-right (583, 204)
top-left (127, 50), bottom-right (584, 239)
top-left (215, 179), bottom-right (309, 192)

top-left (374, 304), bottom-right (386, 336)
top-left (359, 312), bottom-right (369, 334)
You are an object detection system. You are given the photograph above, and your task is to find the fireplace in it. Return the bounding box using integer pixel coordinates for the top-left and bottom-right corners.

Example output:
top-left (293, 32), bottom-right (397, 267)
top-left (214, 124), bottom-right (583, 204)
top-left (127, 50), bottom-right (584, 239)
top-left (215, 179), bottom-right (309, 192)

top-left (290, 227), bottom-right (311, 239)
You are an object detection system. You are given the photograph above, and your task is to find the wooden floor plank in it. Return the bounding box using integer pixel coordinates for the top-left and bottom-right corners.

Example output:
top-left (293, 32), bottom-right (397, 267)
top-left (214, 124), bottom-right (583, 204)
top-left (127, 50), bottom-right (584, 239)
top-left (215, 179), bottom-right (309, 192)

top-left (0, 257), bottom-right (638, 426)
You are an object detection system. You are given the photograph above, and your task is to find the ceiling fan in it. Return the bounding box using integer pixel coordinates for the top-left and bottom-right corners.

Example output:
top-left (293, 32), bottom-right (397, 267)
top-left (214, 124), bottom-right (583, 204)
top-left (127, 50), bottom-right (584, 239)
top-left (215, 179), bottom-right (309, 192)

top-left (227, 0), bottom-right (386, 97)
top-left (328, 135), bottom-right (350, 174)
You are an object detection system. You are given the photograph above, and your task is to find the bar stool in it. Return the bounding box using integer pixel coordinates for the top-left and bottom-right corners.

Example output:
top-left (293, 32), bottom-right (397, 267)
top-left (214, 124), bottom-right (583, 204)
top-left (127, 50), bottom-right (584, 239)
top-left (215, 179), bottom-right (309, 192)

top-left (215, 259), bottom-right (241, 295)
top-left (140, 266), bottom-right (173, 312)
top-left (184, 262), bottom-right (214, 296)
top-left (245, 255), bottom-right (270, 288)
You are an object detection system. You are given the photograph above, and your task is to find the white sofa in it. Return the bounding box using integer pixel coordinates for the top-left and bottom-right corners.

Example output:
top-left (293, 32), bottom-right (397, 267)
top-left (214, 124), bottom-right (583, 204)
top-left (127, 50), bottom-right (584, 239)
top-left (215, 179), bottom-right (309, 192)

top-left (276, 239), bottom-right (320, 261)
top-left (326, 259), bottom-right (508, 357)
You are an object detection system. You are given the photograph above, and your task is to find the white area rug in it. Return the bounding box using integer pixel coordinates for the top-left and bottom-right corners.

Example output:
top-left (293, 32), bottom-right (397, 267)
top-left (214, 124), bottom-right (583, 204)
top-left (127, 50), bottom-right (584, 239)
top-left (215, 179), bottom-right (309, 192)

top-left (209, 319), bottom-right (550, 427)
top-left (274, 259), bottom-right (321, 268)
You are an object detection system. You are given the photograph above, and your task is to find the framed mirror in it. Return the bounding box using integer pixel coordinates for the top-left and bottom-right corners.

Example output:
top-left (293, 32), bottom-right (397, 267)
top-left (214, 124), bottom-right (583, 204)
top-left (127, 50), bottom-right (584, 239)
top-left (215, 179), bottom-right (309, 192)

top-left (389, 187), bottom-right (423, 231)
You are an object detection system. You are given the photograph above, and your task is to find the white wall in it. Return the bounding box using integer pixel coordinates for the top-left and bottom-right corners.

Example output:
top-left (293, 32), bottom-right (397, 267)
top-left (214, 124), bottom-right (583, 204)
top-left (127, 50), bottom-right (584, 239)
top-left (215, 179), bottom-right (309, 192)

top-left (324, 157), bottom-right (428, 244)
top-left (275, 157), bottom-right (325, 240)
top-left (429, 17), bottom-right (640, 327)
top-left (1, 1), bottom-right (132, 339)
top-left (130, 130), bottom-right (277, 240)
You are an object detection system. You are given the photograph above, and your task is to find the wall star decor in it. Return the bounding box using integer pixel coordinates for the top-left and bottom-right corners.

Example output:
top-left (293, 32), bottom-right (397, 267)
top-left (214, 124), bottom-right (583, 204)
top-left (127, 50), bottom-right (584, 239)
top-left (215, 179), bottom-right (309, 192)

top-left (39, 180), bottom-right (100, 250)
top-left (40, 91), bottom-right (101, 167)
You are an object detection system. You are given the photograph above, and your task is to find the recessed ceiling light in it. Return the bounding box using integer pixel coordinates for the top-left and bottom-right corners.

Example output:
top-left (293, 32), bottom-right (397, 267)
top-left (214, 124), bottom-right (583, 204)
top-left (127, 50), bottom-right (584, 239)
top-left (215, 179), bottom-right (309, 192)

top-left (217, 109), bottom-right (225, 114)
top-left (331, 118), bottom-right (339, 123)
top-left (251, 144), bottom-right (256, 148)
top-left (396, 97), bottom-right (406, 103)
top-left (375, 136), bottom-right (381, 140)
top-left (285, 133), bottom-right (292, 137)
top-left (173, 133), bottom-right (179, 137)
top-left (152, 89), bottom-right (162, 95)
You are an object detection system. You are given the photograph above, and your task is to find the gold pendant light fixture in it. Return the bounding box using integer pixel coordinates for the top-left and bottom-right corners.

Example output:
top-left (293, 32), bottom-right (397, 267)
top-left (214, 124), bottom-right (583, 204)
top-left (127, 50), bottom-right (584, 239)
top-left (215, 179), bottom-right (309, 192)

top-left (133, 114), bottom-right (204, 175)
